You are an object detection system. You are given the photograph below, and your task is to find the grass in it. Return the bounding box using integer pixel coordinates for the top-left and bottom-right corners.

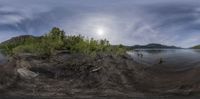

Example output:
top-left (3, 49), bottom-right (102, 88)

top-left (0, 27), bottom-right (127, 57)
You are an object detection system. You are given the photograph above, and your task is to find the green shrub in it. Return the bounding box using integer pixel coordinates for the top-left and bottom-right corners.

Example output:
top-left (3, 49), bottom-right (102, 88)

top-left (0, 27), bottom-right (127, 57)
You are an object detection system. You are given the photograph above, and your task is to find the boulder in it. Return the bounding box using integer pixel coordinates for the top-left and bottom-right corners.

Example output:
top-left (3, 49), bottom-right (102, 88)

top-left (17, 68), bottom-right (38, 79)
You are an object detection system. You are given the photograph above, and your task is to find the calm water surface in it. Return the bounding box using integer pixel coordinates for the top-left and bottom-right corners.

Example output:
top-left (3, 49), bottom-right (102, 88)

top-left (128, 49), bottom-right (200, 68)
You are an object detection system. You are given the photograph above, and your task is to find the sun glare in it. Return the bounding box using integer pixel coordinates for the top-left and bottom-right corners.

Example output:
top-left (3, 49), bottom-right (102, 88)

top-left (97, 28), bottom-right (104, 36)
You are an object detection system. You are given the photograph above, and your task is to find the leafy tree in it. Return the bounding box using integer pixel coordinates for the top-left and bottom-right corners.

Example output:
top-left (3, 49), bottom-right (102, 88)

top-left (48, 27), bottom-right (65, 41)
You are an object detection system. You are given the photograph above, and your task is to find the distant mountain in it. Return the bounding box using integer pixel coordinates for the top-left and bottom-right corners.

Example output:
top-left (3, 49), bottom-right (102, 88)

top-left (192, 45), bottom-right (200, 49)
top-left (127, 43), bottom-right (181, 49)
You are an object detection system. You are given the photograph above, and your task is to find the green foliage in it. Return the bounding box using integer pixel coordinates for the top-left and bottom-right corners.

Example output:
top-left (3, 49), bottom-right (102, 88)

top-left (0, 36), bottom-right (38, 55)
top-left (47, 27), bottom-right (65, 41)
top-left (0, 27), bottom-right (127, 57)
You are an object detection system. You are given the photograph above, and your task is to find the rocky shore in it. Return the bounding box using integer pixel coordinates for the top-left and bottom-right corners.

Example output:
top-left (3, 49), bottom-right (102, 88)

top-left (1, 51), bottom-right (200, 98)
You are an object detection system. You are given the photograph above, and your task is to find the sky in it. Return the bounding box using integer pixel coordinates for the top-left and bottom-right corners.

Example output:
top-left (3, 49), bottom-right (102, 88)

top-left (0, 0), bottom-right (200, 48)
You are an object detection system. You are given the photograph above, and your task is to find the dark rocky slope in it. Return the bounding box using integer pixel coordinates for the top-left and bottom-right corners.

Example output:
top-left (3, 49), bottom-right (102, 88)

top-left (0, 52), bottom-right (144, 97)
top-left (1, 52), bottom-right (200, 98)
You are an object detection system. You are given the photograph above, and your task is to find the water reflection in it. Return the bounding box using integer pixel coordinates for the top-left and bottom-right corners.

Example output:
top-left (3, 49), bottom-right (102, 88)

top-left (128, 49), bottom-right (200, 68)
top-left (134, 49), bottom-right (177, 54)
top-left (192, 49), bottom-right (200, 53)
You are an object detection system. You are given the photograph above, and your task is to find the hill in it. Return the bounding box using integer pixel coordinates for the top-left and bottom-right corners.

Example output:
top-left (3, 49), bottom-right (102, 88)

top-left (0, 35), bottom-right (37, 45)
top-left (192, 45), bottom-right (200, 49)
top-left (128, 43), bottom-right (181, 49)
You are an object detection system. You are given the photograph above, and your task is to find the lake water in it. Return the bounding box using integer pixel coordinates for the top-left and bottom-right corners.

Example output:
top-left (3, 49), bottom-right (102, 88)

top-left (128, 49), bottom-right (200, 69)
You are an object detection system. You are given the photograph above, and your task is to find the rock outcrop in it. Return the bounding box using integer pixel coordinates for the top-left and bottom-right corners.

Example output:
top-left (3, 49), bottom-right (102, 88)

top-left (0, 52), bottom-right (143, 97)
top-left (17, 68), bottom-right (38, 79)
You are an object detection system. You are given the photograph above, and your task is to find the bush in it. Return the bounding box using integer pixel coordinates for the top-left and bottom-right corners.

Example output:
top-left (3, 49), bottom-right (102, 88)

top-left (0, 27), bottom-right (127, 57)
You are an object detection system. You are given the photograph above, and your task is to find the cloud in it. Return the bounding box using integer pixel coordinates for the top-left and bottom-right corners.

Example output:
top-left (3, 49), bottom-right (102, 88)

top-left (0, 0), bottom-right (200, 47)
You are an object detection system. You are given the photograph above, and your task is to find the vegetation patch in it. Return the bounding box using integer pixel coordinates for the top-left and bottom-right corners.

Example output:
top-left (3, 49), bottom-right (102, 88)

top-left (0, 27), bottom-right (127, 57)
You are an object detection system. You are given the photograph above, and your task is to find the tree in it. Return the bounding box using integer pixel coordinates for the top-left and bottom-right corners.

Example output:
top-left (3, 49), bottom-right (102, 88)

top-left (48, 27), bottom-right (65, 40)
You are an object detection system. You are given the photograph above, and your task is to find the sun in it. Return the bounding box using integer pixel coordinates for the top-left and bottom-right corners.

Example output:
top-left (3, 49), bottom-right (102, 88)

top-left (97, 28), bottom-right (105, 36)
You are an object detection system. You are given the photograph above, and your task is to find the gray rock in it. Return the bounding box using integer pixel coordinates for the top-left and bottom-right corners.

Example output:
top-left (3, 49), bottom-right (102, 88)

top-left (17, 68), bottom-right (38, 79)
